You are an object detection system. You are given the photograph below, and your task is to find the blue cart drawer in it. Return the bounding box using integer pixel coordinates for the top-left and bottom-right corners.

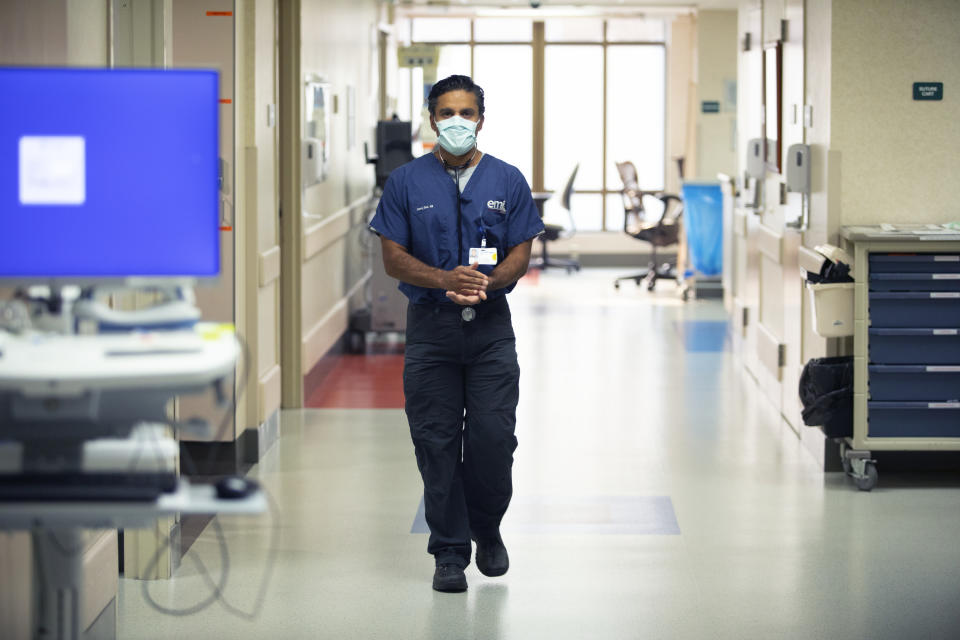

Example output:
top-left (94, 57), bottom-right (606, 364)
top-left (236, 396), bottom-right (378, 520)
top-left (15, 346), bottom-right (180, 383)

top-left (869, 292), bottom-right (960, 327)
top-left (870, 254), bottom-right (960, 273)
top-left (869, 365), bottom-right (960, 401)
top-left (869, 329), bottom-right (960, 364)
top-left (869, 272), bottom-right (960, 292)
top-left (868, 401), bottom-right (960, 437)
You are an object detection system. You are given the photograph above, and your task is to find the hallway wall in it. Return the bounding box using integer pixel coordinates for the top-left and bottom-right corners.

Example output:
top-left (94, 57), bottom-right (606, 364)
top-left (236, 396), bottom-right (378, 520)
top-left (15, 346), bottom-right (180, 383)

top-left (695, 10), bottom-right (738, 181)
top-left (830, 0), bottom-right (960, 229)
top-left (666, 13), bottom-right (696, 193)
top-left (298, 0), bottom-right (379, 382)
top-left (235, 0), bottom-right (283, 451)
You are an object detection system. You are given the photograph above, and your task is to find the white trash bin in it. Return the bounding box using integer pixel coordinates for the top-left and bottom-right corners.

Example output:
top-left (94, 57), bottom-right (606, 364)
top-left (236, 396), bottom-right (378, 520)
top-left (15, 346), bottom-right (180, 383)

top-left (805, 244), bottom-right (855, 338)
top-left (807, 281), bottom-right (855, 337)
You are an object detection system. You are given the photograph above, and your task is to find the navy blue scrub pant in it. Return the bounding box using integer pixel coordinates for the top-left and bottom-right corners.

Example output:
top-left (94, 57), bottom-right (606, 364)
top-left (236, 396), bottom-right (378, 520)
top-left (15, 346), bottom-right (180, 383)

top-left (404, 295), bottom-right (520, 568)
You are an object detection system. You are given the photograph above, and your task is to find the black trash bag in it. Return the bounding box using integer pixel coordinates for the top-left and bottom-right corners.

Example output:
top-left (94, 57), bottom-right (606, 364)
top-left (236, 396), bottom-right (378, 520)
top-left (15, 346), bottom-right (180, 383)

top-left (798, 356), bottom-right (853, 438)
top-left (806, 259), bottom-right (854, 285)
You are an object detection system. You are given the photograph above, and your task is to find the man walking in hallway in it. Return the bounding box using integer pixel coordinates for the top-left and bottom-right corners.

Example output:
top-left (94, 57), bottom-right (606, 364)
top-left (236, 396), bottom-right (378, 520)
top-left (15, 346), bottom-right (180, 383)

top-left (369, 75), bottom-right (544, 592)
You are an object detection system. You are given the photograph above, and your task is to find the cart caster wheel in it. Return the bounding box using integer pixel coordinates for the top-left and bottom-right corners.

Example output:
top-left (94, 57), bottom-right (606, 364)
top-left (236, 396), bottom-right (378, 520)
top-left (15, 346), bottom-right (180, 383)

top-left (348, 330), bottom-right (365, 354)
top-left (854, 463), bottom-right (878, 492)
top-left (681, 289), bottom-right (690, 302)
top-left (839, 442), bottom-right (852, 474)
top-left (614, 281), bottom-right (621, 290)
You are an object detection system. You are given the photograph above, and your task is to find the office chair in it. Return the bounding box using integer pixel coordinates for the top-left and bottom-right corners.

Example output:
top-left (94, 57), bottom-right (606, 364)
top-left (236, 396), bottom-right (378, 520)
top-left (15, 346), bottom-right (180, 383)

top-left (531, 164), bottom-right (581, 273)
top-left (613, 161), bottom-right (683, 291)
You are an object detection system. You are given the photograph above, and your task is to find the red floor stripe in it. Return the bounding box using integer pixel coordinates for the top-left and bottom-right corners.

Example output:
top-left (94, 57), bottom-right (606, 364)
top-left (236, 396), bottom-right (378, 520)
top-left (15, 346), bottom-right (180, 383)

top-left (305, 354), bottom-right (406, 409)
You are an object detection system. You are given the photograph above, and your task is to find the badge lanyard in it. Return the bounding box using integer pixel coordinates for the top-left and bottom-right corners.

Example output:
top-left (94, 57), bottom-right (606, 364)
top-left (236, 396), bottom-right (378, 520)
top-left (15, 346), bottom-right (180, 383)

top-left (455, 167), bottom-right (463, 264)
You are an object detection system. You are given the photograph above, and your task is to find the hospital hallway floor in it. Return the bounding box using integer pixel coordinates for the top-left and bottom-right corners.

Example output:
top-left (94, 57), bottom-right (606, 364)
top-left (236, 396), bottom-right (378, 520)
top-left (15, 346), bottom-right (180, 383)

top-left (117, 268), bottom-right (960, 640)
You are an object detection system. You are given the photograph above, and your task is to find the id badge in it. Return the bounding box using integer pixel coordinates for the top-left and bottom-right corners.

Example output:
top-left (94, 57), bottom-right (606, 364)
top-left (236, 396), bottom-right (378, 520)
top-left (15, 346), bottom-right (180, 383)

top-left (469, 247), bottom-right (498, 266)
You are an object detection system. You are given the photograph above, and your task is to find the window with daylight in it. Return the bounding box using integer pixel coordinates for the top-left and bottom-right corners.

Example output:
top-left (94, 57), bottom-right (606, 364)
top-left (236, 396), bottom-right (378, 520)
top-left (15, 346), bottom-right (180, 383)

top-left (397, 14), bottom-right (666, 231)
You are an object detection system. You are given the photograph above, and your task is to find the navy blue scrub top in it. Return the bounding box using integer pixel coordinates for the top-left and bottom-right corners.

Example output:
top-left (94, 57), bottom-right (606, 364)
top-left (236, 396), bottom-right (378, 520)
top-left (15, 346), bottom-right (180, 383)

top-left (369, 152), bottom-right (545, 305)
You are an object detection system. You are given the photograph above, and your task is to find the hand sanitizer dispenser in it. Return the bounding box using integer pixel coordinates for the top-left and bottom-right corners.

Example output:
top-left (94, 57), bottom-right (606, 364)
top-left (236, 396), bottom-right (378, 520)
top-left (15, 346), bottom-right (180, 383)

top-left (786, 143), bottom-right (811, 194)
top-left (746, 138), bottom-right (765, 179)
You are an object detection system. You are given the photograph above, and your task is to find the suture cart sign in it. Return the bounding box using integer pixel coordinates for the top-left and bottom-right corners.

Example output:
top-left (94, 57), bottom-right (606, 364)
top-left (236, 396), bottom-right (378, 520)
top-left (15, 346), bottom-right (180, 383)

top-left (913, 82), bottom-right (943, 101)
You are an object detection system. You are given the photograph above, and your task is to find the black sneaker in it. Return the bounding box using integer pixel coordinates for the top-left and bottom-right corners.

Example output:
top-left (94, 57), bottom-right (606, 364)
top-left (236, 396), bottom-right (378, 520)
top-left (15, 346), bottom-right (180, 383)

top-left (433, 564), bottom-right (468, 593)
top-left (473, 531), bottom-right (509, 577)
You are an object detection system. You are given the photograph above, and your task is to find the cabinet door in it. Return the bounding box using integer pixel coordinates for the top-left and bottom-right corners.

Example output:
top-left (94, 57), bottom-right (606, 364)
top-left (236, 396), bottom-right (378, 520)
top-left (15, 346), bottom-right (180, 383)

top-left (757, 223), bottom-right (785, 410)
top-left (778, 0), bottom-right (806, 433)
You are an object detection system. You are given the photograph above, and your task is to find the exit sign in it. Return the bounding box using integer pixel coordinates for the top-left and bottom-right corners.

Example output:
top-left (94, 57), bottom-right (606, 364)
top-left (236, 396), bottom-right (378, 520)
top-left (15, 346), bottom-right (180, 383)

top-left (913, 82), bottom-right (943, 100)
top-left (701, 100), bottom-right (720, 113)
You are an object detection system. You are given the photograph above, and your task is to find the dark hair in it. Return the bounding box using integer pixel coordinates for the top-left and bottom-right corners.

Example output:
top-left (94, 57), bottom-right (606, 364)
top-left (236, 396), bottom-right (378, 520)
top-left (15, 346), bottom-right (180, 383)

top-left (427, 75), bottom-right (485, 118)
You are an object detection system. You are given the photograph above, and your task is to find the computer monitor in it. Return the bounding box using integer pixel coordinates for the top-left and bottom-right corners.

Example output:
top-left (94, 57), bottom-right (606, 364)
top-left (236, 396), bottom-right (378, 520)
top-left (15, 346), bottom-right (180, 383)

top-left (374, 120), bottom-right (413, 189)
top-left (0, 67), bottom-right (220, 283)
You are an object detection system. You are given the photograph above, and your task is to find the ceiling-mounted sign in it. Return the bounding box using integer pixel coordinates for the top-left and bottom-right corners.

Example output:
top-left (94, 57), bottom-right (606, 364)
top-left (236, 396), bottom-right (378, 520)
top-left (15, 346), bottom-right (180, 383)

top-left (913, 82), bottom-right (943, 100)
top-left (398, 45), bottom-right (438, 68)
top-left (701, 100), bottom-right (720, 114)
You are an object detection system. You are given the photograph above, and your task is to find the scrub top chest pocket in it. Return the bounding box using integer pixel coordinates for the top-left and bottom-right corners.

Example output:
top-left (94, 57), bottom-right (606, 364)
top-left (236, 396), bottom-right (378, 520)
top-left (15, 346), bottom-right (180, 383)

top-left (407, 187), bottom-right (452, 265)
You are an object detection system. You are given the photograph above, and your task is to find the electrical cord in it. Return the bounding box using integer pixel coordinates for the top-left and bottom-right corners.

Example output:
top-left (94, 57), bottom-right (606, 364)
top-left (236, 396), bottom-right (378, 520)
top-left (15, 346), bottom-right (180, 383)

top-left (188, 489), bottom-right (280, 620)
top-left (135, 328), bottom-right (280, 620)
top-left (139, 515), bottom-right (230, 617)
top-left (138, 473), bottom-right (280, 619)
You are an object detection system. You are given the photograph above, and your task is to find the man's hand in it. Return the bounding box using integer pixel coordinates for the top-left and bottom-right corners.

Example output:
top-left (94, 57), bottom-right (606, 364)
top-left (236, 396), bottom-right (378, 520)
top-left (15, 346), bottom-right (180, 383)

top-left (445, 290), bottom-right (487, 305)
top-left (443, 263), bottom-right (488, 302)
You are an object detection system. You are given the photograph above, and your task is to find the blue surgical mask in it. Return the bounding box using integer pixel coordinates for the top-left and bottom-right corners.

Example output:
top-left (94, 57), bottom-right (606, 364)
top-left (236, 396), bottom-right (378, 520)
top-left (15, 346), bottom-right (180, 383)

top-left (436, 115), bottom-right (478, 156)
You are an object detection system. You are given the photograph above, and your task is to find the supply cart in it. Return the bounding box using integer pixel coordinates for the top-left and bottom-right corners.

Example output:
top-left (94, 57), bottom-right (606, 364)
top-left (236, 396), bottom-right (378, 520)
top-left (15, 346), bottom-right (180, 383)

top-left (838, 225), bottom-right (960, 490)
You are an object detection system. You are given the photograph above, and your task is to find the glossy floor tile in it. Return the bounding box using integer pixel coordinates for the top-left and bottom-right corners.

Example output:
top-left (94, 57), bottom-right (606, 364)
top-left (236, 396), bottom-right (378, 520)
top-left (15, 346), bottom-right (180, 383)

top-left (118, 269), bottom-right (960, 639)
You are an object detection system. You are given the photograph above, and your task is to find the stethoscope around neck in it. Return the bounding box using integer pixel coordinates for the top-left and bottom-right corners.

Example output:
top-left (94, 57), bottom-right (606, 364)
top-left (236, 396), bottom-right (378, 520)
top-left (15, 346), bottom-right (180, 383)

top-left (437, 146), bottom-right (482, 262)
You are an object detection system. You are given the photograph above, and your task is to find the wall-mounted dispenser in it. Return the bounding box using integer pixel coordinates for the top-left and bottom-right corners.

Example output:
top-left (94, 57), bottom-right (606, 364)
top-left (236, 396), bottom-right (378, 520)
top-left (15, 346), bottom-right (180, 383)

top-left (303, 76), bottom-right (331, 188)
top-left (785, 143), bottom-right (811, 231)
top-left (786, 143), bottom-right (811, 194)
top-left (746, 138), bottom-right (765, 179)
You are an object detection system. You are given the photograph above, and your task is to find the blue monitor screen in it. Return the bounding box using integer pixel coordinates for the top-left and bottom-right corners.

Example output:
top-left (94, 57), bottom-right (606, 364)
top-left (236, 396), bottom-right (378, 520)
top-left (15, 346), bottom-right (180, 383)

top-left (0, 67), bottom-right (220, 280)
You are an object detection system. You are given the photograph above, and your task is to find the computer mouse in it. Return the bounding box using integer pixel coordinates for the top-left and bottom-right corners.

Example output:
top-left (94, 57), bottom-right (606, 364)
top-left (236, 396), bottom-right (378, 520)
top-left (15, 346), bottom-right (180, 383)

top-left (214, 475), bottom-right (259, 500)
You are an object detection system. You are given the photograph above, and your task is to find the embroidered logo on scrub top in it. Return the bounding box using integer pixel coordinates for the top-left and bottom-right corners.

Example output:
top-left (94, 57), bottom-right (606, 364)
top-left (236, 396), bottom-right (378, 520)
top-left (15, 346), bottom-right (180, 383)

top-left (416, 204), bottom-right (434, 212)
top-left (486, 199), bottom-right (507, 214)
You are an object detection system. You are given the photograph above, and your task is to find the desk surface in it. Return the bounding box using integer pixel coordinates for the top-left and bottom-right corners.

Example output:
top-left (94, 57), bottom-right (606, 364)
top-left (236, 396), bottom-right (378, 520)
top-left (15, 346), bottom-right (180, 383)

top-left (842, 224), bottom-right (960, 242)
top-left (531, 191), bottom-right (553, 218)
top-left (0, 479), bottom-right (266, 530)
top-left (0, 324), bottom-right (237, 396)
